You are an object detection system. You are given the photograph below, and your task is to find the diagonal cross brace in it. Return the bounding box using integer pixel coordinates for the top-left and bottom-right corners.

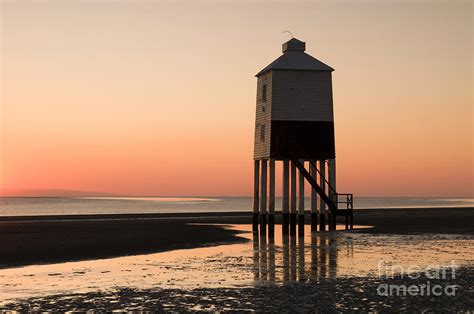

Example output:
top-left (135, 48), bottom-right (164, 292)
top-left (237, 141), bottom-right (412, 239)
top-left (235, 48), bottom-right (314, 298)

top-left (291, 159), bottom-right (337, 212)
top-left (309, 160), bottom-right (336, 195)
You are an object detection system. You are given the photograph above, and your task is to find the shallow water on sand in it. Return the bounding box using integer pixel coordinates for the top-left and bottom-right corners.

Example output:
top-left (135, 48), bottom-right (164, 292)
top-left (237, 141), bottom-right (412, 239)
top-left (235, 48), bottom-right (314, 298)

top-left (0, 225), bottom-right (473, 305)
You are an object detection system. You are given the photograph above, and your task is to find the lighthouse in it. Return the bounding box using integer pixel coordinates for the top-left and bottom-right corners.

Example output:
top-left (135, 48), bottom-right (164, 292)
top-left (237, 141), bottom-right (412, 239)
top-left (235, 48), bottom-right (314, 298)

top-left (252, 38), bottom-right (353, 237)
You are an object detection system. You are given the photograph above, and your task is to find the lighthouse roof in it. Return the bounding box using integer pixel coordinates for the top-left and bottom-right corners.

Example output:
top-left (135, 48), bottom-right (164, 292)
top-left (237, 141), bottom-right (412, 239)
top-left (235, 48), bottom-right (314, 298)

top-left (255, 38), bottom-right (334, 77)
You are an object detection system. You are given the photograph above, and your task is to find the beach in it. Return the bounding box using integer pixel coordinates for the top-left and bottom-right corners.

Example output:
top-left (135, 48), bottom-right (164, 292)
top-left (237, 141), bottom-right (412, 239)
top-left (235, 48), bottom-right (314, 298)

top-left (1, 207), bottom-right (473, 268)
top-left (5, 267), bottom-right (473, 312)
top-left (1, 207), bottom-right (473, 311)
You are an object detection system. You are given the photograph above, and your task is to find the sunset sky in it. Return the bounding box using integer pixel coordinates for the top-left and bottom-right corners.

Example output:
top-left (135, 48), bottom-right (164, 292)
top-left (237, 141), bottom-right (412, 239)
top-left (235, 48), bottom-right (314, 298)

top-left (1, 0), bottom-right (472, 197)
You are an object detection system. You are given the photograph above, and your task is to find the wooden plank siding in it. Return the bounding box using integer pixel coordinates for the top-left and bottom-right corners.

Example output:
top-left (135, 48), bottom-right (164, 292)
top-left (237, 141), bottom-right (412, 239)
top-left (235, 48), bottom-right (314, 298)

top-left (271, 70), bottom-right (334, 122)
top-left (253, 72), bottom-right (272, 159)
top-left (254, 70), bottom-right (335, 159)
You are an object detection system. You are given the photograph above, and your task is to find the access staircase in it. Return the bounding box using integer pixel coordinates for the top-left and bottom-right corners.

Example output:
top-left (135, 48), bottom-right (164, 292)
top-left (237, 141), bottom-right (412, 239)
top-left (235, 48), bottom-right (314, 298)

top-left (291, 159), bottom-right (353, 230)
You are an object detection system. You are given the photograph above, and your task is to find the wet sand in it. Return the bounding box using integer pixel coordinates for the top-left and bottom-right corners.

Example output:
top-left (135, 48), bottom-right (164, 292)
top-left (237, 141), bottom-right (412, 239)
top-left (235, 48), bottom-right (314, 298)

top-left (0, 219), bottom-right (248, 269)
top-left (0, 223), bottom-right (473, 311)
top-left (0, 207), bottom-right (473, 268)
top-left (4, 266), bottom-right (473, 312)
top-left (0, 219), bottom-right (473, 311)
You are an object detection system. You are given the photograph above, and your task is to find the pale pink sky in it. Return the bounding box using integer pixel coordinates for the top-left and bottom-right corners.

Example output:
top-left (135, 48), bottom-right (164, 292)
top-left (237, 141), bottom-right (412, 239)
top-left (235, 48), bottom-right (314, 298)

top-left (1, 0), bottom-right (473, 197)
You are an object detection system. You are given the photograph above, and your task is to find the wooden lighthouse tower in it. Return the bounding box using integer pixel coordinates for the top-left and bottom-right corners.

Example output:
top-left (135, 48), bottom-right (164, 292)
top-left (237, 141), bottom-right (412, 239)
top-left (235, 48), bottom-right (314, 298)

top-left (252, 38), bottom-right (353, 237)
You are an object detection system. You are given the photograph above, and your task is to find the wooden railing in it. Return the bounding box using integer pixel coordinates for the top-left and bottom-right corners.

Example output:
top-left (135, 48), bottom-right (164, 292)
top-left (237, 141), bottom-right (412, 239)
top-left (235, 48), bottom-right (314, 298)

top-left (332, 193), bottom-right (353, 210)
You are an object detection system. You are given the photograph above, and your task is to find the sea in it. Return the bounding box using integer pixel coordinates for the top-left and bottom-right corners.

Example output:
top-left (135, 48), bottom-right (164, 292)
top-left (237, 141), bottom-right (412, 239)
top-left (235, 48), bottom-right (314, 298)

top-left (0, 196), bottom-right (473, 217)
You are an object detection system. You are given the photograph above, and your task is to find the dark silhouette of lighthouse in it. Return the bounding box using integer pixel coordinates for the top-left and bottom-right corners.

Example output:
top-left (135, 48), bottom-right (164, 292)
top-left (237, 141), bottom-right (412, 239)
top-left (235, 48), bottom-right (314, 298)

top-left (252, 38), bottom-right (353, 237)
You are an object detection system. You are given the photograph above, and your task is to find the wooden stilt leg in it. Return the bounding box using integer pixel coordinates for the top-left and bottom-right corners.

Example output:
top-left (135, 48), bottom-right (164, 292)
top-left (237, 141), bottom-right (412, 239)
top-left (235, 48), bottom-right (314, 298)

top-left (253, 159), bottom-right (260, 234)
top-left (319, 160), bottom-right (326, 231)
top-left (298, 160), bottom-right (305, 238)
top-left (290, 161), bottom-right (297, 236)
top-left (260, 159), bottom-right (267, 237)
top-left (268, 159), bottom-right (275, 238)
top-left (328, 159), bottom-right (337, 231)
top-left (282, 160), bottom-right (290, 235)
top-left (310, 160), bottom-right (318, 232)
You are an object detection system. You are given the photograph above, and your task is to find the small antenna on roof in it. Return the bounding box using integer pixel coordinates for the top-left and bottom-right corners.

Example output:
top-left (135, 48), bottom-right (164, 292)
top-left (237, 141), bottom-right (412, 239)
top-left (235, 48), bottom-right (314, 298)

top-left (282, 31), bottom-right (294, 39)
